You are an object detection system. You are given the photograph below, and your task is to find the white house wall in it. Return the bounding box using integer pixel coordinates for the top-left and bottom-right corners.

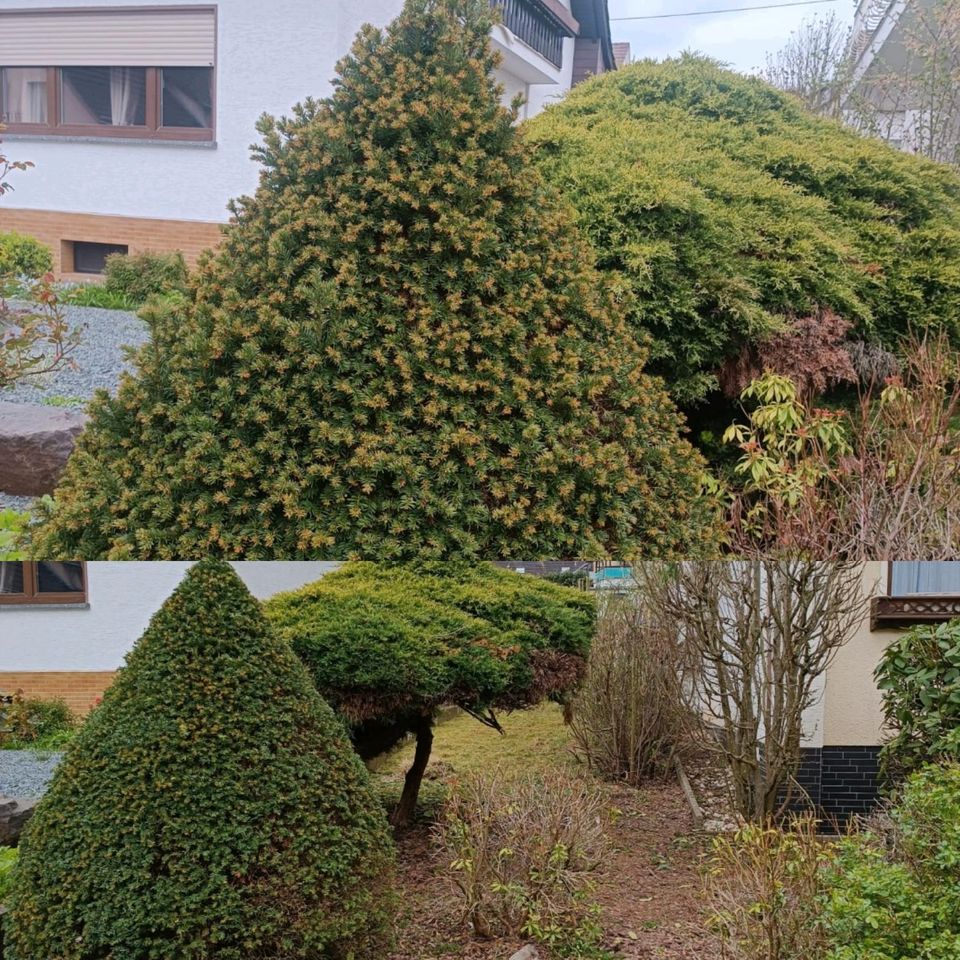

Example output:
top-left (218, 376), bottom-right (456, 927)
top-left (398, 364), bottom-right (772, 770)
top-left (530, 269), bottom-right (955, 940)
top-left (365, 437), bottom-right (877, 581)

top-left (4, 0), bottom-right (576, 224)
top-left (0, 561), bottom-right (339, 673)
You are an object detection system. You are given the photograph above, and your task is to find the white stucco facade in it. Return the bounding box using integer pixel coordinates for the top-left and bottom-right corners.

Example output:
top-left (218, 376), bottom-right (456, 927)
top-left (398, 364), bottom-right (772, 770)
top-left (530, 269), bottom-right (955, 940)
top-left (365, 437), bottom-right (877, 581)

top-left (2, 0), bottom-right (578, 225)
top-left (0, 561), bottom-right (339, 672)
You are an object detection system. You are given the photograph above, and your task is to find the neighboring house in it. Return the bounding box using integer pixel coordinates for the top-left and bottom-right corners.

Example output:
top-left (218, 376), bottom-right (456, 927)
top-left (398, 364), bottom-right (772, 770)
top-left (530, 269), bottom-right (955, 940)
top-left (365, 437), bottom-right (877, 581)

top-left (0, 560), bottom-right (339, 710)
top-left (0, 0), bottom-right (616, 280)
top-left (843, 0), bottom-right (960, 163)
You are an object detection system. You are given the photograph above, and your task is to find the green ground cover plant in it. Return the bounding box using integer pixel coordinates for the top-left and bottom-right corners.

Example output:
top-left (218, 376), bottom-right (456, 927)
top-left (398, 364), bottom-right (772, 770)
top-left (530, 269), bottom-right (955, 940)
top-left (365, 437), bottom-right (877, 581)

top-left (31, 0), bottom-right (720, 561)
top-left (4, 560), bottom-right (396, 960)
top-left (527, 56), bottom-right (960, 410)
top-left (102, 250), bottom-right (188, 304)
top-left (821, 764), bottom-right (960, 959)
top-left (265, 561), bottom-right (596, 825)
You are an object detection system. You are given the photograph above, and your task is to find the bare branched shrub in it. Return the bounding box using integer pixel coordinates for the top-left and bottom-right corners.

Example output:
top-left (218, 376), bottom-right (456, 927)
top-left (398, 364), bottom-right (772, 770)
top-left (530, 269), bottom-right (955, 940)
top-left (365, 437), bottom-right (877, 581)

top-left (569, 593), bottom-right (693, 785)
top-left (640, 561), bottom-right (867, 821)
top-left (435, 769), bottom-right (609, 952)
top-left (705, 816), bottom-right (833, 960)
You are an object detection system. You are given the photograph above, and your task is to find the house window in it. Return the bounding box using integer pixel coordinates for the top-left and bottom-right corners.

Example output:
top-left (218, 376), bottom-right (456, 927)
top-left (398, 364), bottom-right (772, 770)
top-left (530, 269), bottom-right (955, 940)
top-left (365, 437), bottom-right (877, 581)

top-left (890, 561), bottom-right (960, 596)
top-left (0, 65), bottom-right (214, 141)
top-left (61, 67), bottom-right (147, 128)
top-left (870, 562), bottom-right (960, 630)
top-left (72, 241), bottom-right (129, 275)
top-left (0, 562), bottom-right (86, 605)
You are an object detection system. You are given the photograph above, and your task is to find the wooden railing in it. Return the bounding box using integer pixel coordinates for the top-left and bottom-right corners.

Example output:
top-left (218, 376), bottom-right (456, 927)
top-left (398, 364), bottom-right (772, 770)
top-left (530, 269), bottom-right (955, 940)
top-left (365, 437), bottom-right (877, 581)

top-left (870, 595), bottom-right (960, 630)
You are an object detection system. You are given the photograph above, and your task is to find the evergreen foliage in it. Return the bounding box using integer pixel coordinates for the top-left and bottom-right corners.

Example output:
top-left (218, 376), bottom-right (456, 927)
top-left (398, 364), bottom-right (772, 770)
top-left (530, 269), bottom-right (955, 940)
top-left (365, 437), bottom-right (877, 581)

top-left (527, 55), bottom-right (960, 405)
top-left (4, 560), bottom-right (396, 960)
top-left (32, 0), bottom-right (718, 560)
top-left (265, 562), bottom-right (596, 822)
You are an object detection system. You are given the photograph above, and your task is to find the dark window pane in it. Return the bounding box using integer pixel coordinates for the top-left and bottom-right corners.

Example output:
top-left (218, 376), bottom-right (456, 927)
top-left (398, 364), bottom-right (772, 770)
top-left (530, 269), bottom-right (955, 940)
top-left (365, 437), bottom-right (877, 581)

top-left (36, 562), bottom-right (84, 594)
top-left (161, 67), bottom-right (212, 129)
top-left (1, 68), bottom-right (48, 124)
top-left (0, 563), bottom-right (24, 595)
top-left (61, 66), bottom-right (146, 127)
top-left (72, 241), bottom-right (128, 275)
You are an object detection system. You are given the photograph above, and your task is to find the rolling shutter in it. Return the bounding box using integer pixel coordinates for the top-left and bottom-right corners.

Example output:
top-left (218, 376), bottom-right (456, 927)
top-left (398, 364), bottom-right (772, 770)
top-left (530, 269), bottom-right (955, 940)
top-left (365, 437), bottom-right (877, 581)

top-left (0, 7), bottom-right (216, 67)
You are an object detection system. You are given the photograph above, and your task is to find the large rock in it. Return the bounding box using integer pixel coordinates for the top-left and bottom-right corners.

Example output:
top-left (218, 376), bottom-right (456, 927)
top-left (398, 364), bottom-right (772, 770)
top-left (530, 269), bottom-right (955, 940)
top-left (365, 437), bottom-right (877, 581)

top-left (0, 402), bottom-right (87, 496)
top-left (0, 795), bottom-right (39, 846)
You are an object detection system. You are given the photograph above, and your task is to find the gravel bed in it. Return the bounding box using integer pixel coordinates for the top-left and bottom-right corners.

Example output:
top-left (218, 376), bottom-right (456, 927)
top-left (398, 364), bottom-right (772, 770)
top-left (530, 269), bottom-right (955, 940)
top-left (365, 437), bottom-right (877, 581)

top-left (0, 493), bottom-right (34, 513)
top-left (0, 750), bottom-right (62, 797)
top-left (1, 302), bottom-right (148, 408)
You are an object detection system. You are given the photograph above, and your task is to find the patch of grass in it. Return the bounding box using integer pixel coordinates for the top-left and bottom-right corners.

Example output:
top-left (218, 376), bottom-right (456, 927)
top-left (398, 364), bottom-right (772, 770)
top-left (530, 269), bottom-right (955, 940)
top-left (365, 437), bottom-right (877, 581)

top-left (0, 507), bottom-right (29, 560)
top-left (373, 702), bottom-right (577, 781)
top-left (63, 284), bottom-right (138, 311)
top-left (39, 395), bottom-right (84, 408)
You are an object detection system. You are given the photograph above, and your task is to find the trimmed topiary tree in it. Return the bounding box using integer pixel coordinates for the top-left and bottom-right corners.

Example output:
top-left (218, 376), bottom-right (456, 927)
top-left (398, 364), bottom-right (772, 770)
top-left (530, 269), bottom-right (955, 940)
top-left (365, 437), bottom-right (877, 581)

top-left (30, 0), bottom-right (720, 561)
top-left (265, 562), bottom-right (596, 826)
top-left (3, 560), bottom-right (396, 960)
top-left (526, 55), bottom-right (960, 408)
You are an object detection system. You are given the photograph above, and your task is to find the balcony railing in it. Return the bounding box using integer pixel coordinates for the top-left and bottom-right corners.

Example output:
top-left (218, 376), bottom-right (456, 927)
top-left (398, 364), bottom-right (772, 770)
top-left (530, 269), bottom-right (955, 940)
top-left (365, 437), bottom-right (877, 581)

top-left (491, 0), bottom-right (574, 69)
top-left (870, 594), bottom-right (960, 630)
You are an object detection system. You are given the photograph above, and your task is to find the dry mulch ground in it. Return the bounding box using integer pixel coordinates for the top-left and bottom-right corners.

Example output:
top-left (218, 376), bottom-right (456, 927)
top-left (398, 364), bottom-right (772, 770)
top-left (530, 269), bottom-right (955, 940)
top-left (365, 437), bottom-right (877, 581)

top-left (387, 776), bottom-right (721, 960)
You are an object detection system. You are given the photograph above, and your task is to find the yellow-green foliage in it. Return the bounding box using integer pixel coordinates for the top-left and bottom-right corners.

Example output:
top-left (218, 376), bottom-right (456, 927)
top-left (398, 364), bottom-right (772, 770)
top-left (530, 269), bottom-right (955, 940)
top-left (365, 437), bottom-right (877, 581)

top-left (527, 56), bottom-right (960, 404)
top-left (265, 562), bottom-right (596, 739)
top-left (31, 0), bottom-right (720, 560)
top-left (4, 560), bottom-right (396, 960)
top-left (0, 232), bottom-right (52, 279)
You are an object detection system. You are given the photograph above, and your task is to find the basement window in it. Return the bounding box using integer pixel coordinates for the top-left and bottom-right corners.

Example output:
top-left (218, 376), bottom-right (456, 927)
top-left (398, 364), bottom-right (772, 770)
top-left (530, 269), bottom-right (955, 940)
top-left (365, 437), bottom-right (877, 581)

top-left (0, 562), bottom-right (86, 605)
top-left (72, 241), bottom-right (128, 275)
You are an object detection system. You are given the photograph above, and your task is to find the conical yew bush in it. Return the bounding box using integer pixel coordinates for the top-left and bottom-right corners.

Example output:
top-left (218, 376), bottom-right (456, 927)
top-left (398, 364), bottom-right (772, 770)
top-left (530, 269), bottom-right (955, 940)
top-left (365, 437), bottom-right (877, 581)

top-left (3, 560), bottom-right (396, 960)
top-left (33, 0), bottom-right (718, 560)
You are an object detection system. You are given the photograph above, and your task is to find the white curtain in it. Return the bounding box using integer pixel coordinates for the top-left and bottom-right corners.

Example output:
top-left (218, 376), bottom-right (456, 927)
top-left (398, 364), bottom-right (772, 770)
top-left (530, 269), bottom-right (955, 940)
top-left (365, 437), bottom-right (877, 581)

top-left (891, 561), bottom-right (960, 595)
top-left (3, 68), bottom-right (47, 123)
top-left (109, 67), bottom-right (135, 126)
top-left (0, 562), bottom-right (23, 595)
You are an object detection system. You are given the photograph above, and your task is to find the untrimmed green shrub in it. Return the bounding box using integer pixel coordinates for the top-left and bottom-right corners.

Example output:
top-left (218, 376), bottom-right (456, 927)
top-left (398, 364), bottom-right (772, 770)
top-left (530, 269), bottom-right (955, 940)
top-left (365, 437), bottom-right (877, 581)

top-left (436, 769), bottom-right (610, 957)
top-left (0, 693), bottom-right (74, 750)
top-left (875, 618), bottom-right (960, 779)
top-left (31, 0), bottom-right (721, 561)
top-left (4, 560), bottom-right (396, 960)
top-left (102, 249), bottom-right (188, 304)
top-left (821, 764), bottom-right (960, 959)
top-left (0, 232), bottom-right (52, 279)
top-left (705, 816), bottom-right (832, 960)
top-left (527, 55), bottom-right (960, 406)
top-left (265, 561), bottom-right (596, 824)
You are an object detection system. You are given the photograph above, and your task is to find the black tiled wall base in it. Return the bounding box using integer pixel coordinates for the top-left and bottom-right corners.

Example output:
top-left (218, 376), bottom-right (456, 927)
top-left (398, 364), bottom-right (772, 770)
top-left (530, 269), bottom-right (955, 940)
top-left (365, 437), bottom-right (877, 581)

top-left (785, 746), bottom-right (882, 823)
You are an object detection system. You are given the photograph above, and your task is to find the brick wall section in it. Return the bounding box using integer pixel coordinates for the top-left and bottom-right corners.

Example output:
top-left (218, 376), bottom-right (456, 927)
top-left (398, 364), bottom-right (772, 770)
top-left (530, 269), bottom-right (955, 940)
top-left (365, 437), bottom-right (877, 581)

top-left (0, 207), bottom-right (225, 279)
top-left (0, 672), bottom-right (117, 715)
top-left (784, 746), bottom-right (882, 825)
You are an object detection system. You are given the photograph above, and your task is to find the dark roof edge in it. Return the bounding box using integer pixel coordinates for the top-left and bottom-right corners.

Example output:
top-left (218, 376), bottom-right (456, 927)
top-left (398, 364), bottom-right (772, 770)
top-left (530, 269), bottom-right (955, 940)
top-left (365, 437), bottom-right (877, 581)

top-left (571, 0), bottom-right (616, 71)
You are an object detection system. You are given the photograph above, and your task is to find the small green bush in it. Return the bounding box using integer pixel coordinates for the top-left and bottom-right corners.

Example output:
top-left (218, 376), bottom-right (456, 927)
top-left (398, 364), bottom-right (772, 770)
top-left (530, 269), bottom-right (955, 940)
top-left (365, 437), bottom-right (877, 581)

top-left (821, 764), bottom-right (960, 959)
top-left (4, 560), bottom-right (397, 960)
top-left (0, 693), bottom-right (74, 750)
top-left (102, 249), bottom-right (187, 304)
top-left (436, 769), bottom-right (611, 958)
top-left (875, 618), bottom-right (960, 779)
top-left (0, 232), bottom-right (52, 279)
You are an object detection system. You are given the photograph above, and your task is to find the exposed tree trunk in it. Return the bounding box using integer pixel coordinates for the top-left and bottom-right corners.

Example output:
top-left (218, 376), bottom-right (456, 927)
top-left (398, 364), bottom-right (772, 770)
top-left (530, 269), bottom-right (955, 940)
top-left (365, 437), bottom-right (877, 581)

top-left (390, 714), bottom-right (434, 829)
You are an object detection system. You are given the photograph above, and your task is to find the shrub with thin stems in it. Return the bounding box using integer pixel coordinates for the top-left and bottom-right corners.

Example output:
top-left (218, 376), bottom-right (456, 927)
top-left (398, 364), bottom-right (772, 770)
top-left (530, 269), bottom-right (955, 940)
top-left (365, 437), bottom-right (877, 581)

top-left (435, 768), bottom-right (610, 956)
top-left (569, 592), bottom-right (693, 785)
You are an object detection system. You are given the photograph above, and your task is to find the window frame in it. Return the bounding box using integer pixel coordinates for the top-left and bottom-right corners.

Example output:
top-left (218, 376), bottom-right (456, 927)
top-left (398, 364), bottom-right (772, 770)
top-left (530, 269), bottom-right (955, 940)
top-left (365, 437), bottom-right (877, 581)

top-left (0, 561), bottom-right (88, 606)
top-left (0, 64), bottom-right (214, 141)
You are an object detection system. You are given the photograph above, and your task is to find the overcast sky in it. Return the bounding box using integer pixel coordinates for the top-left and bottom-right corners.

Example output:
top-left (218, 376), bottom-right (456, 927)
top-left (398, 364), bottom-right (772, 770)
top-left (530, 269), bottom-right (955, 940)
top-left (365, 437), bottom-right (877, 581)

top-left (608, 0), bottom-right (854, 75)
